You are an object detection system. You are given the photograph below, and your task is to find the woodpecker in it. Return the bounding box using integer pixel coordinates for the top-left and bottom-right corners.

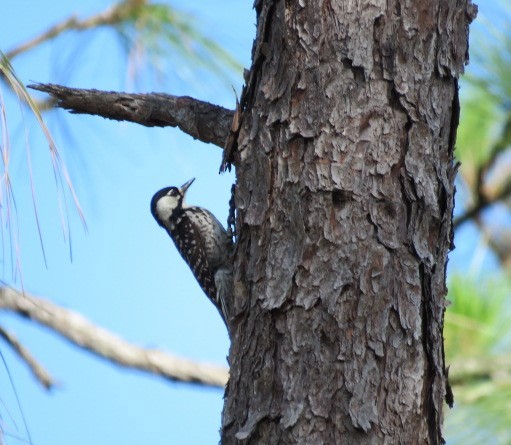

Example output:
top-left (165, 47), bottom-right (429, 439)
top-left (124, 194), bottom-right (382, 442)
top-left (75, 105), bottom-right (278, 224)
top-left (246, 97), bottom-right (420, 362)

top-left (150, 178), bottom-right (233, 327)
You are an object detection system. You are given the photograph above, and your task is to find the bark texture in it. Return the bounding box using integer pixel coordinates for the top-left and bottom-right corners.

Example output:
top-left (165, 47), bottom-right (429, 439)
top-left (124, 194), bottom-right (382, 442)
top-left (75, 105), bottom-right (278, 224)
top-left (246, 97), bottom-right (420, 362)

top-left (224, 0), bottom-right (476, 444)
top-left (29, 83), bottom-right (233, 147)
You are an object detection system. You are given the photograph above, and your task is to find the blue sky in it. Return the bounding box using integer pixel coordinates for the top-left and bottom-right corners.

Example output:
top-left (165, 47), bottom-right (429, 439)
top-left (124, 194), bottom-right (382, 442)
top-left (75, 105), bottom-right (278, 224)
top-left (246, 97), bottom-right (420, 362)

top-left (1, 1), bottom-right (253, 444)
top-left (0, 1), bottom-right (502, 444)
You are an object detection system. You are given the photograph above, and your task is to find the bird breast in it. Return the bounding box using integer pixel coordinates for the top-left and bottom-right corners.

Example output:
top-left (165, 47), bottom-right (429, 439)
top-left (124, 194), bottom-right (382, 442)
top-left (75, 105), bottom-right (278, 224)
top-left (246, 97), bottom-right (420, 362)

top-left (187, 208), bottom-right (232, 269)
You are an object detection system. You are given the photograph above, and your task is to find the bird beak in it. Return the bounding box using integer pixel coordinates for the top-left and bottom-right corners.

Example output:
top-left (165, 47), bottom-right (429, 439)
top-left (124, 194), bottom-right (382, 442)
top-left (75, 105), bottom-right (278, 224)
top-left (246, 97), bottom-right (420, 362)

top-left (179, 178), bottom-right (195, 195)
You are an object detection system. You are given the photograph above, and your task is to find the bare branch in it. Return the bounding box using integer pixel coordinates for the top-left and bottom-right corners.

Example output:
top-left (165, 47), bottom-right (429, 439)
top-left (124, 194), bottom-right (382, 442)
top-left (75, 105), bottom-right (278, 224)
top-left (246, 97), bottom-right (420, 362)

top-left (29, 83), bottom-right (233, 148)
top-left (454, 180), bottom-right (511, 229)
top-left (449, 354), bottom-right (511, 386)
top-left (473, 221), bottom-right (511, 270)
top-left (5, 1), bottom-right (146, 60)
top-left (455, 112), bottom-right (511, 230)
top-left (0, 326), bottom-right (56, 389)
top-left (0, 286), bottom-right (229, 388)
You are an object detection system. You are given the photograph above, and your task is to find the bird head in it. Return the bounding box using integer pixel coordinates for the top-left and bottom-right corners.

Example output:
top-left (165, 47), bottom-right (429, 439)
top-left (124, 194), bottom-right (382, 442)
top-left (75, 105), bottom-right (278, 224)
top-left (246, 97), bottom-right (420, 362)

top-left (150, 178), bottom-right (195, 226)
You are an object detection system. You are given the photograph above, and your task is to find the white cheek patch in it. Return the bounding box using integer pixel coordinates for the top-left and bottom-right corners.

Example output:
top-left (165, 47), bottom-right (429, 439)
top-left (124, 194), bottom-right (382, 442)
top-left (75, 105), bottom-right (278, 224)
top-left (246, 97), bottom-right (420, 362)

top-left (156, 195), bottom-right (179, 221)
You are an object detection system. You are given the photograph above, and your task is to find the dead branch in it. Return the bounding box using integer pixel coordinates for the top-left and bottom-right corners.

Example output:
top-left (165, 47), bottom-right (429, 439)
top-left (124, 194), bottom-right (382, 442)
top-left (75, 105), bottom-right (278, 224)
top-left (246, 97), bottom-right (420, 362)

top-left (455, 112), bottom-right (511, 230)
top-left (454, 180), bottom-right (511, 229)
top-left (449, 353), bottom-right (511, 386)
top-left (6, 0), bottom-right (148, 60)
top-left (0, 286), bottom-right (229, 388)
top-left (0, 326), bottom-right (56, 389)
top-left (29, 83), bottom-right (233, 148)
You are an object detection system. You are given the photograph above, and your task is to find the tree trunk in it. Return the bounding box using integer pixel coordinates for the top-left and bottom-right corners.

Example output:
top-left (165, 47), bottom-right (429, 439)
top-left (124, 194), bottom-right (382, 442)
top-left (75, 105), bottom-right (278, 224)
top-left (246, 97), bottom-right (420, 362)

top-left (223, 0), bottom-right (476, 443)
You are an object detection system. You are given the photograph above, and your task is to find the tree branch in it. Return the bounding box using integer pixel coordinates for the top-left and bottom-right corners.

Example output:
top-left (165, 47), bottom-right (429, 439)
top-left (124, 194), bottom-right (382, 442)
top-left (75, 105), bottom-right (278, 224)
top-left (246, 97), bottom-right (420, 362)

top-left (455, 112), bottom-right (511, 230)
top-left (28, 83), bottom-right (233, 148)
top-left (449, 353), bottom-right (511, 386)
top-left (0, 326), bottom-right (56, 389)
top-left (454, 180), bottom-right (511, 229)
top-left (0, 286), bottom-right (229, 388)
top-left (5, 0), bottom-right (147, 60)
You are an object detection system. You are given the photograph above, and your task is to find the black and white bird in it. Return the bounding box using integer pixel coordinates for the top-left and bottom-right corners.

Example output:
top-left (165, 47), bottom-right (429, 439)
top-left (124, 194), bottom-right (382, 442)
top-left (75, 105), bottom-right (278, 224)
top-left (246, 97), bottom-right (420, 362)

top-left (150, 178), bottom-right (233, 327)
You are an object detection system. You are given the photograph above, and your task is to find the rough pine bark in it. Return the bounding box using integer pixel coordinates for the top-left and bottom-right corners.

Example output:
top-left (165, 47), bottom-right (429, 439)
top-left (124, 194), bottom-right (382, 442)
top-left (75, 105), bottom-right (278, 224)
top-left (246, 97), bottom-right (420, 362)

top-left (223, 0), bottom-right (476, 444)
